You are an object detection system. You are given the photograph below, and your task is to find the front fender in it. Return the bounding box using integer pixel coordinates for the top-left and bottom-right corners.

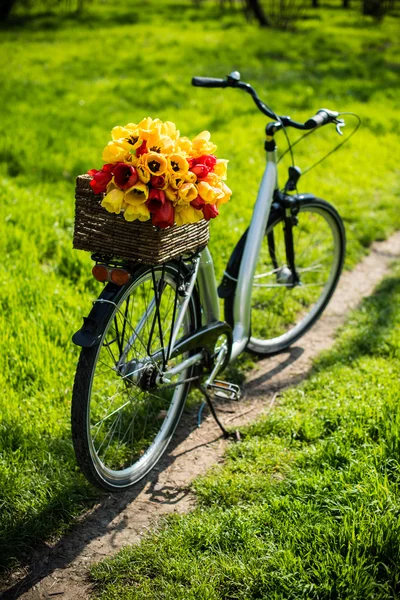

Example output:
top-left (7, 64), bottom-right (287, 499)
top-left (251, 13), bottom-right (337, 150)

top-left (218, 202), bottom-right (285, 300)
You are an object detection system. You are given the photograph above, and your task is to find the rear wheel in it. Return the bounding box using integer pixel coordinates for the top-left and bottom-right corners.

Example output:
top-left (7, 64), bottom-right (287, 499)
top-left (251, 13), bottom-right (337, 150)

top-left (225, 198), bottom-right (345, 355)
top-left (71, 262), bottom-right (199, 491)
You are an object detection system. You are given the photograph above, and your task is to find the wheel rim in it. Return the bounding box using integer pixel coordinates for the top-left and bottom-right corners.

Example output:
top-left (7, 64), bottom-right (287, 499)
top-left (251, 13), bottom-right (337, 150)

top-left (249, 205), bottom-right (342, 352)
top-left (87, 269), bottom-right (192, 486)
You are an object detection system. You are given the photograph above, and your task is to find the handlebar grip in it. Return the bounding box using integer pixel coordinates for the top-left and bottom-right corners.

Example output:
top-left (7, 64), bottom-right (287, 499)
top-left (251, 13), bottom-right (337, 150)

top-left (304, 110), bottom-right (331, 129)
top-left (192, 76), bottom-right (228, 88)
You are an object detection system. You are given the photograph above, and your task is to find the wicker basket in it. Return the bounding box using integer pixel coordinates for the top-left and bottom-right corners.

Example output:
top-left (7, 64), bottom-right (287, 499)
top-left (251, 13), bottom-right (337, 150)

top-left (73, 175), bottom-right (210, 265)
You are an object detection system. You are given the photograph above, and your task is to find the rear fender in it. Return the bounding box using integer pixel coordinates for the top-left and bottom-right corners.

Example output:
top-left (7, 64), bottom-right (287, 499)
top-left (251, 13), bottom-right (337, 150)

top-left (72, 282), bottom-right (130, 348)
top-left (72, 259), bottom-right (196, 349)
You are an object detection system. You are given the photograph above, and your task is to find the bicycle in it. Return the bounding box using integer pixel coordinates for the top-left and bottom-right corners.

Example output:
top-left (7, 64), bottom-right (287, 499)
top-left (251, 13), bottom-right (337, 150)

top-left (71, 71), bottom-right (351, 492)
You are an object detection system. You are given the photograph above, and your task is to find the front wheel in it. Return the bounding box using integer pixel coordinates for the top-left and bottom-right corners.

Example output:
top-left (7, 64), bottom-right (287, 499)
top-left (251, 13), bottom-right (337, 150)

top-left (71, 262), bottom-right (199, 491)
top-left (225, 198), bottom-right (345, 355)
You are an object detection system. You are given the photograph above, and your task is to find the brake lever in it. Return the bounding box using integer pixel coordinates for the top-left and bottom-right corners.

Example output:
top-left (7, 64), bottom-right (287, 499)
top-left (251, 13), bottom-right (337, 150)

top-left (334, 118), bottom-right (345, 136)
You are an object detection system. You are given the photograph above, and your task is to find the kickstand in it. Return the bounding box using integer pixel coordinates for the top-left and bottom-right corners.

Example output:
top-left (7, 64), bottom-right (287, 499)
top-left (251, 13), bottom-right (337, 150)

top-left (197, 384), bottom-right (241, 442)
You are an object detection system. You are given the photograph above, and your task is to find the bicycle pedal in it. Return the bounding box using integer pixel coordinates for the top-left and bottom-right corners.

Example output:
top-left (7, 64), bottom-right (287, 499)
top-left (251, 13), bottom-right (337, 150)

top-left (205, 380), bottom-right (241, 401)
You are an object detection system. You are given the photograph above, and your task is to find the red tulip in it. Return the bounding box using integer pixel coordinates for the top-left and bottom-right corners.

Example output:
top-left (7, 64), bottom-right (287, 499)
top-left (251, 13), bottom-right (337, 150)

top-left (151, 174), bottom-right (168, 189)
top-left (146, 188), bottom-right (166, 213)
top-left (201, 154), bottom-right (217, 169)
top-left (191, 164), bottom-right (209, 179)
top-left (202, 203), bottom-right (219, 220)
top-left (151, 199), bottom-right (175, 228)
top-left (136, 141), bottom-right (148, 157)
top-left (88, 165), bottom-right (114, 194)
top-left (113, 163), bottom-right (138, 190)
top-left (190, 196), bottom-right (205, 210)
top-left (191, 154), bottom-right (216, 170)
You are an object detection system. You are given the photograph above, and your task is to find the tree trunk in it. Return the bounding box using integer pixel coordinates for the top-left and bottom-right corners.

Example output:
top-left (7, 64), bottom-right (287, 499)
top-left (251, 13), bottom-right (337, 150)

top-left (0, 0), bottom-right (16, 21)
top-left (312, 0), bottom-right (319, 8)
top-left (363, 0), bottom-right (384, 16)
top-left (343, 0), bottom-right (350, 8)
top-left (246, 0), bottom-right (271, 25)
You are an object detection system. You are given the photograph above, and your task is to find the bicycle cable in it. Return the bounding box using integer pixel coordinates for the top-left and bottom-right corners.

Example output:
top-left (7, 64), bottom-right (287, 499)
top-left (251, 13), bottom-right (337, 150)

top-left (261, 100), bottom-right (296, 167)
top-left (277, 112), bottom-right (361, 175)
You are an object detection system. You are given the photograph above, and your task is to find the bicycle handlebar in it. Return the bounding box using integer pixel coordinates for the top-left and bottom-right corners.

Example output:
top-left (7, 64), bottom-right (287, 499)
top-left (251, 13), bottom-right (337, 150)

top-left (192, 72), bottom-right (340, 131)
top-left (192, 76), bottom-right (229, 88)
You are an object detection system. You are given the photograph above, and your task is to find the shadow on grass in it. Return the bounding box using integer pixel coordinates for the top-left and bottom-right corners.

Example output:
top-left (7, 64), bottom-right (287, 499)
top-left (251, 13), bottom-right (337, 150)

top-left (0, 402), bottom-right (213, 598)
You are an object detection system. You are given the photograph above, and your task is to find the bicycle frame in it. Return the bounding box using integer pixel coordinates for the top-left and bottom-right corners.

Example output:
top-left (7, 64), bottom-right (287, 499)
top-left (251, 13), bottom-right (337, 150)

top-left (164, 147), bottom-right (278, 373)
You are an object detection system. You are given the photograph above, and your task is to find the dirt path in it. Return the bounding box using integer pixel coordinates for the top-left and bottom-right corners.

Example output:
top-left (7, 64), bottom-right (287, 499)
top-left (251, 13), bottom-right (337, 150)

top-left (2, 232), bottom-right (400, 600)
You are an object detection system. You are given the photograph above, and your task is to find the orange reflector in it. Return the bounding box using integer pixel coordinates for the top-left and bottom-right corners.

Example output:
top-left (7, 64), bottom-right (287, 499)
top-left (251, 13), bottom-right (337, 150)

top-left (110, 268), bottom-right (131, 286)
top-left (92, 264), bottom-right (109, 282)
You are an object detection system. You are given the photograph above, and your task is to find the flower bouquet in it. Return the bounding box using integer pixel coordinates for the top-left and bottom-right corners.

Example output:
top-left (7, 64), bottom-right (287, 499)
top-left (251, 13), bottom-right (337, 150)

top-left (73, 118), bottom-right (232, 264)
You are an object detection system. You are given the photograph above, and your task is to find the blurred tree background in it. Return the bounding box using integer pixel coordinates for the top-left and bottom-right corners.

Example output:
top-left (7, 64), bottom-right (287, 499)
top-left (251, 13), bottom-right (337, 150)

top-left (0, 0), bottom-right (397, 25)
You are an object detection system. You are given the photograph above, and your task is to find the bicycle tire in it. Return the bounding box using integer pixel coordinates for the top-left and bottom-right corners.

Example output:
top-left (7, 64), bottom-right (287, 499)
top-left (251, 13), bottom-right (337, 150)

top-left (71, 262), bottom-right (199, 491)
top-left (225, 198), bottom-right (345, 355)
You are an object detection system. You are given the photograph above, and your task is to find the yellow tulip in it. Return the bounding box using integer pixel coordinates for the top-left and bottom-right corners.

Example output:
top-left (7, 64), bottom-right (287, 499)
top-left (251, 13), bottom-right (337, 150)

top-left (124, 182), bottom-right (149, 204)
top-left (175, 136), bottom-right (192, 155)
top-left (111, 126), bottom-right (129, 140)
top-left (203, 172), bottom-right (220, 187)
top-left (138, 117), bottom-right (161, 140)
top-left (144, 152), bottom-right (168, 176)
top-left (190, 131), bottom-right (217, 158)
top-left (124, 122), bottom-right (138, 132)
top-left (165, 186), bottom-right (178, 203)
top-left (147, 131), bottom-right (174, 155)
top-left (101, 188), bottom-right (125, 214)
top-left (177, 183), bottom-right (198, 204)
top-left (184, 170), bottom-right (197, 184)
top-left (175, 204), bottom-right (203, 226)
top-left (197, 181), bottom-right (223, 205)
top-left (213, 159), bottom-right (228, 180)
top-left (215, 181), bottom-right (232, 207)
top-left (102, 141), bottom-right (126, 164)
top-left (136, 163), bottom-right (151, 184)
top-left (168, 154), bottom-right (189, 177)
top-left (111, 126), bottom-right (143, 153)
top-left (106, 179), bottom-right (117, 193)
top-left (123, 151), bottom-right (139, 167)
top-left (161, 121), bottom-right (180, 140)
top-left (124, 203), bottom-right (151, 222)
top-left (169, 173), bottom-right (185, 190)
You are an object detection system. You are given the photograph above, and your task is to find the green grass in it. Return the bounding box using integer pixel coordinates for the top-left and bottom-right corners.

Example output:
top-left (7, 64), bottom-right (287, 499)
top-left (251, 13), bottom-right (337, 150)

top-left (90, 263), bottom-right (400, 599)
top-left (0, 0), bottom-right (400, 572)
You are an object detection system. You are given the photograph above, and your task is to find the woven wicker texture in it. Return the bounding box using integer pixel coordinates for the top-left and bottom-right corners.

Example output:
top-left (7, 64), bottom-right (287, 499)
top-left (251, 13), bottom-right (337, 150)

top-left (73, 175), bottom-right (209, 264)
